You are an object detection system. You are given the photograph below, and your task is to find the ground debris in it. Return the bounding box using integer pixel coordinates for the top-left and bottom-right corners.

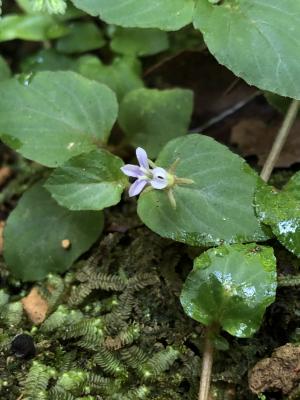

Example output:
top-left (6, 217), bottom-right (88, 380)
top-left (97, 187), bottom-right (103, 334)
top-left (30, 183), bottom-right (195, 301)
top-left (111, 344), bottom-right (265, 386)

top-left (231, 118), bottom-right (300, 167)
top-left (22, 287), bottom-right (49, 324)
top-left (248, 343), bottom-right (300, 395)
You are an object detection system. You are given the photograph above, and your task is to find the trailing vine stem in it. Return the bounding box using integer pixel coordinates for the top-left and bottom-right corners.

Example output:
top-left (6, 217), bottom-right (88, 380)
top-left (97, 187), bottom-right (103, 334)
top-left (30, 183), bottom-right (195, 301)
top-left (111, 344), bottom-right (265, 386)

top-left (260, 99), bottom-right (299, 182)
top-left (198, 325), bottom-right (215, 400)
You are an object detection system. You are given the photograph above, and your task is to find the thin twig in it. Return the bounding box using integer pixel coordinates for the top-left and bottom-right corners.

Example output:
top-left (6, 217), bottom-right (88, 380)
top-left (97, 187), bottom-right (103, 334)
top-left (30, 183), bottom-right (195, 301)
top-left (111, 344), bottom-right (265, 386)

top-left (260, 99), bottom-right (299, 182)
top-left (189, 91), bottom-right (260, 133)
top-left (198, 327), bottom-right (214, 400)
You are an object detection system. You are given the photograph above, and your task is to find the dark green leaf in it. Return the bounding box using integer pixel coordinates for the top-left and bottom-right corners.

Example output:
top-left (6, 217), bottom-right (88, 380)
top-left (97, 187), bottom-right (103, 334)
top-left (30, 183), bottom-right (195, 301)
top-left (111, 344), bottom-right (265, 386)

top-left (76, 55), bottom-right (143, 101)
top-left (194, 1), bottom-right (300, 99)
top-left (0, 56), bottom-right (11, 81)
top-left (110, 27), bottom-right (169, 57)
top-left (56, 22), bottom-right (106, 54)
top-left (21, 49), bottom-right (74, 72)
top-left (3, 183), bottom-right (103, 281)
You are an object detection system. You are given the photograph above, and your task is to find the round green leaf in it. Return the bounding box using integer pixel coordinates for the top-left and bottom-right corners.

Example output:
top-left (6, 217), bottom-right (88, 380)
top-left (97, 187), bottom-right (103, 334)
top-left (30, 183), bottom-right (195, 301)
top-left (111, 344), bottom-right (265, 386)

top-left (137, 134), bottom-right (269, 246)
top-left (45, 149), bottom-right (128, 211)
top-left (194, 1), bottom-right (300, 99)
top-left (255, 174), bottom-right (300, 257)
top-left (0, 14), bottom-right (68, 41)
top-left (119, 88), bottom-right (194, 158)
top-left (180, 243), bottom-right (277, 338)
top-left (70, 0), bottom-right (194, 31)
top-left (56, 22), bottom-right (106, 54)
top-left (0, 71), bottom-right (118, 167)
top-left (76, 55), bottom-right (143, 101)
top-left (3, 183), bottom-right (104, 281)
top-left (110, 27), bottom-right (169, 57)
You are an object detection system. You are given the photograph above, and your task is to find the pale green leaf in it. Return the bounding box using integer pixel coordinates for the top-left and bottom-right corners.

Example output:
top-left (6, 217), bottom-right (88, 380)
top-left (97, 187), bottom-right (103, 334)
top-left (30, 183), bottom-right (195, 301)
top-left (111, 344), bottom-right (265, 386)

top-left (0, 71), bottom-right (118, 167)
top-left (3, 183), bottom-right (103, 281)
top-left (45, 149), bottom-right (128, 211)
top-left (137, 134), bottom-right (269, 246)
top-left (119, 88), bottom-right (193, 158)
top-left (0, 14), bottom-right (68, 41)
top-left (70, 0), bottom-right (194, 30)
top-left (180, 243), bottom-right (277, 337)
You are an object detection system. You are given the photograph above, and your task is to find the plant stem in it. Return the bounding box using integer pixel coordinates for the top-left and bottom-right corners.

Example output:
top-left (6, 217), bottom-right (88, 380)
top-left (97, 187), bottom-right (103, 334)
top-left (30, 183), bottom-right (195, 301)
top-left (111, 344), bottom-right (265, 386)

top-left (260, 99), bottom-right (299, 182)
top-left (198, 327), bottom-right (214, 400)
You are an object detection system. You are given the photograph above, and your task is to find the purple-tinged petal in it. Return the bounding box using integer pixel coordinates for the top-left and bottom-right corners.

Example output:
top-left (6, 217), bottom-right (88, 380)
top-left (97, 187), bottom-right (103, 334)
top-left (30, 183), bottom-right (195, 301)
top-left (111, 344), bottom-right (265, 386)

top-left (151, 167), bottom-right (168, 189)
top-left (136, 147), bottom-right (149, 169)
top-left (121, 164), bottom-right (143, 178)
top-left (128, 179), bottom-right (148, 197)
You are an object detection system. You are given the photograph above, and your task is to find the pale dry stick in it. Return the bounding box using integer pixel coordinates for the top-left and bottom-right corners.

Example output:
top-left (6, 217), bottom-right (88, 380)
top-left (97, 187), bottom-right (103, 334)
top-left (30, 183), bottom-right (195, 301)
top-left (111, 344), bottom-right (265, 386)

top-left (198, 99), bottom-right (299, 400)
top-left (198, 326), bottom-right (214, 400)
top-left (260, 99), bottom-right (299, 182)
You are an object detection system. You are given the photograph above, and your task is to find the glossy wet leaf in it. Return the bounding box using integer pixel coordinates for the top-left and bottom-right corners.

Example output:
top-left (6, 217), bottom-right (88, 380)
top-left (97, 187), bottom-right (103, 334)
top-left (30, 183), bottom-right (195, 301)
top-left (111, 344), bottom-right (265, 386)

top-left (76, 55), bottom-right (143, 101)
top-left (0, 14), bottom-right (68, 41)
top-left (255, 173), bottom-right (300, 257)
top-left (0, 71), bottom-right (118, 167)
top-left (0, 56), bottom-right (11, 81)
top-left (194, 1), bottom-right (300, 99)
top-left (45, 149), bottom-right (128, 211)
top-left (110, 27), bottom-right (169, 57)
top-left (119, 88), bottom-right (193, 158)
top-left (180, 243), bottom-right (277, 338)
top-left (56, 22), bottom-right (106, 54)
top-left (138, 135), bottom-right (269, 246)
top-left (3, 183), bottom-right (103, 281)
top-left (70, 0), bottom-right (194, 30)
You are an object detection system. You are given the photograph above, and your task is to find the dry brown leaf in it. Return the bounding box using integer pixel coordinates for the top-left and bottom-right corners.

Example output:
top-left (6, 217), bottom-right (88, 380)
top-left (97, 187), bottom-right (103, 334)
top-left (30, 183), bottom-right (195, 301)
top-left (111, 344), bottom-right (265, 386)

top-left (231, 118), bottom-right (300, 167)
top-left (0, 221), bottom-right (5, 254)
top-left (22, 287), bottom-right (49, 325)
top-left (0, 166), bottom-right (12, 186)
top-left (249, 343), bottom-right (300, 395)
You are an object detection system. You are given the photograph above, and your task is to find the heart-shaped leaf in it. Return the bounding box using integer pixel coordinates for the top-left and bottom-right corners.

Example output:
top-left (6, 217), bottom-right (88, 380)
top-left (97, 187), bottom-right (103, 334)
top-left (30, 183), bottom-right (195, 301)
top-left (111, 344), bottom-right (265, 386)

top-left (45, 149), bottom-right (128, 211)
top-left (119, 88), bottom-right (194, 158)
top-left (255, 173), bottom-right (300, 257)
top-left (0, 71), bottom-right (118, 167)
top-left (194, 1), bottom-right (300, 99)
top-left (3, 183), bottom-right (104, 281)
top-left (180, 243), bottom-right (277, 338)
top-left (137, 134), bottom-right (269, 246)
top-left (70, 0), bottom-right (194, 31)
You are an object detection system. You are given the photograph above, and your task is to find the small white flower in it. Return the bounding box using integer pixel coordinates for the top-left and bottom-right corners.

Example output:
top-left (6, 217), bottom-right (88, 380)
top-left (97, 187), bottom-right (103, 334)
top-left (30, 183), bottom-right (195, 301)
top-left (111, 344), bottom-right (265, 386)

top-left (121, 147), bottom-right (168, 197)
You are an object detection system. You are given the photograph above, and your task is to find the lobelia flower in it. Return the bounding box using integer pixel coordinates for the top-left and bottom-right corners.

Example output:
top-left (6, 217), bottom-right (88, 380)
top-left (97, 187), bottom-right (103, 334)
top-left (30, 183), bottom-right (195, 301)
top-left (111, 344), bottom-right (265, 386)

top-left (121, 147), bottom-right (169, 197)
